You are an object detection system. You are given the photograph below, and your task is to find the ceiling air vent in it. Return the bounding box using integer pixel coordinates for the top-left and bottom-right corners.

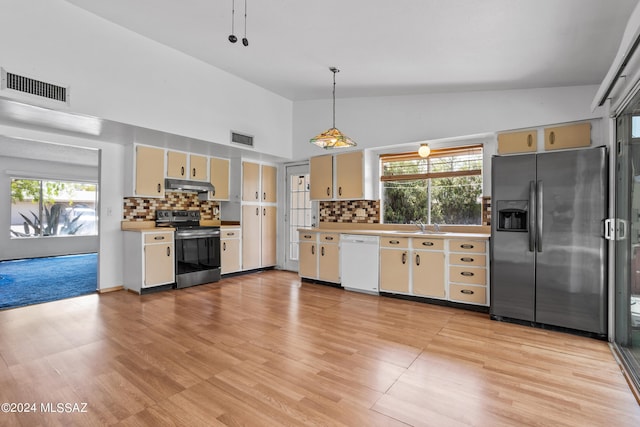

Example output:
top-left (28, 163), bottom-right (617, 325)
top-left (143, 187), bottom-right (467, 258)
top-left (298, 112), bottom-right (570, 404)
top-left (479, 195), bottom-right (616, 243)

top-left (1, 68), bottom-right (68, 104)
top-left (231, 131), bottom-right (254, 147)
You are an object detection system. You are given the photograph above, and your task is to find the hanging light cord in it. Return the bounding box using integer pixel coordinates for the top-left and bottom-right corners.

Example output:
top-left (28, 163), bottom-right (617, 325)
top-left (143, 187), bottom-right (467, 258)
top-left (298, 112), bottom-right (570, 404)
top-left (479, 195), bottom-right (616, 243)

top-left (231, 0), bottom-right (235, 34)
top-left (244, 0), bottom-right (247, 38)
top-left (331, 67), bottom-right (339, 128)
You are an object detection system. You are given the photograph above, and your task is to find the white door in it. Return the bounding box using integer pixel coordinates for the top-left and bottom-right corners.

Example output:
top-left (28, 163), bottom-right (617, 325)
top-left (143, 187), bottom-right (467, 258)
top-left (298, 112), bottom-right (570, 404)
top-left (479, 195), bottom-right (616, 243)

top-left (283, 163), bottom-right (314, 271)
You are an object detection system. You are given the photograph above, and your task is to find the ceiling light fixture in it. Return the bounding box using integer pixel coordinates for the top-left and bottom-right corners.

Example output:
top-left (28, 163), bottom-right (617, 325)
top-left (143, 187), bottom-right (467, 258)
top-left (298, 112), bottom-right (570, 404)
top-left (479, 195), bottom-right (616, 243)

top-left (418, 143), bottom-right (431, 158)
top-left (310, 67), bottom-right (356, 149)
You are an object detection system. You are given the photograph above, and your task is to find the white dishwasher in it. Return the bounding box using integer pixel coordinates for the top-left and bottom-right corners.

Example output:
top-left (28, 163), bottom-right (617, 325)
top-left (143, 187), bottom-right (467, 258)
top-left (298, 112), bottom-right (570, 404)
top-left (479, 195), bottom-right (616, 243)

top-left (340, 234), bottom-right (380, 294)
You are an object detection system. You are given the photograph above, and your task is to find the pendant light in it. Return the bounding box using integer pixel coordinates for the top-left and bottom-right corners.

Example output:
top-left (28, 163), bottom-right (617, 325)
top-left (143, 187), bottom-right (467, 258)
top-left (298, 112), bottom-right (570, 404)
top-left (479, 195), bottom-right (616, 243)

top-left (310, 67), bottom-right (356, 149)
top-left (418, 143), bottom-right (431, 158)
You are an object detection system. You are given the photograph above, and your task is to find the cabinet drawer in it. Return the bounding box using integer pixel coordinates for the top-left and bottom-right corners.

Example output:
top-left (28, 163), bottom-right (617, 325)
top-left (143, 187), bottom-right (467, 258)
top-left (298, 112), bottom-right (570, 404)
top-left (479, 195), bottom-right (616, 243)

top-left (320, 233), bottom-right (340, 243)
top-left (380, 237), bottom-right (409, 249)
top-left (450, 240), bottom-right (485, 253)
top-left (449, 266), bottom-right (486, 285)
top-left (450, 254), bottom-right (486, 267)
top-left (144, 232), bottom-right (174, 244)
top-left (222, 229), bottom-right (240, 239)
top-left (449, 284), bottom-right (486, 305)
top-left (411, 238), bottom-right (444, 251)
top-left (299, 232), bottom-right (317, 241)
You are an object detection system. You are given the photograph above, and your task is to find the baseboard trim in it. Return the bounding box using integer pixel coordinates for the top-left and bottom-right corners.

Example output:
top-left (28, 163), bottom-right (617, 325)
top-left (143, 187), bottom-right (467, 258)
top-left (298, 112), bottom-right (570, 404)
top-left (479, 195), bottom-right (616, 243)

top-left (98, 285), bottom-right (124, 294)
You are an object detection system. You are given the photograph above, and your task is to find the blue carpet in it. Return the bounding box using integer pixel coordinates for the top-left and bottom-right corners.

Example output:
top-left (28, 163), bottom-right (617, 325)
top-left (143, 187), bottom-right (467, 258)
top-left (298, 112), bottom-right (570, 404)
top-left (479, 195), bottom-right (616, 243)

top-left (0, 253), bottom-right (97, 310)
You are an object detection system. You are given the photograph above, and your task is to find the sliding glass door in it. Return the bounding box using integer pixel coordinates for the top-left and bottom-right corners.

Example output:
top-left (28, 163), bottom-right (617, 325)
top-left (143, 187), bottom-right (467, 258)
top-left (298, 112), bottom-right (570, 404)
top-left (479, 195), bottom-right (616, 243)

top-left (614, 103), bottom-right (640, 391)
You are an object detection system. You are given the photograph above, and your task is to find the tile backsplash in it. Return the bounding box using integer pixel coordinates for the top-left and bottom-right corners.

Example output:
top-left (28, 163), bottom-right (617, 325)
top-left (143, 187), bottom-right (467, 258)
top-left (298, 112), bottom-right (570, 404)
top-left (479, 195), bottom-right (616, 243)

top-left (320, 200), bottom-right (380, 223)
top-left (123, 192), bottom-right (220, 221)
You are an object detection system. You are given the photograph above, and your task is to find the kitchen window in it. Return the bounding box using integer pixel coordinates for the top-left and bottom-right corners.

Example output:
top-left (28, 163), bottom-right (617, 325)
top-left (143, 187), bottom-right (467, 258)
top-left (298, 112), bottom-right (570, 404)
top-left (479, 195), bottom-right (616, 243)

top-left (10, 178), bottom-right (98, 238)
top-left (380, 145), bottom-right (483, 225)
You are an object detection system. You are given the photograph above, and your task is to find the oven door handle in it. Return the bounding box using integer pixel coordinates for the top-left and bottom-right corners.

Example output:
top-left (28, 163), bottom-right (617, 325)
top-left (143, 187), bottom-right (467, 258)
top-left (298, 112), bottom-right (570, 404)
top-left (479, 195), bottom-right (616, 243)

top-left (175, 233), bottom-right (221, 239)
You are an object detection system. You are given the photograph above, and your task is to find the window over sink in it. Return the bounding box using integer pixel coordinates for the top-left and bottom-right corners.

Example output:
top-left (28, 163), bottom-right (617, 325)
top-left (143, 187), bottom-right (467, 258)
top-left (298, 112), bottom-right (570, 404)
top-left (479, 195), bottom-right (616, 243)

top-left (380, 145), bottom-right (483, 225)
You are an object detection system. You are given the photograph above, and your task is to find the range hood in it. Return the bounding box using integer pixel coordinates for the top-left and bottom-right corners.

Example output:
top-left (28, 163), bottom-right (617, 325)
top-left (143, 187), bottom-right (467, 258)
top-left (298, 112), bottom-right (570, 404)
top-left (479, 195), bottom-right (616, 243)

top-left (165, 178), bottom-right (215, 194)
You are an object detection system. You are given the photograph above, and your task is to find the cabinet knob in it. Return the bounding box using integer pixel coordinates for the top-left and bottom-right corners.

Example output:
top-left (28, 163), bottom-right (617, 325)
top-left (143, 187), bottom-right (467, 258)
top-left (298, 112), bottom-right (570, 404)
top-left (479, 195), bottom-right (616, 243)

top-left (255, 191), bottom-right (259, 200)
top-left (338, 186), bottom-right (342, 196)
top-left (157, 183), bottom-right (161, 193)
top-left (193, 168), bottom-right (196, 177)
top-left (461, 244), bottom-right (474, 249)
top-left (325, 236), bottom-right (334, 241)
top-left (227, 232), bottom-right (235, 236)
top-left (181, 166), bottom-right (185, 176)
top-left (326, 187), bottom-right (330, 196)
top-left (321, 246), bottom-right (325, 256)
top-left (263, 208), bottom-right (266, 216)
top-left (461, 257), bottom-right (474, 263)
top-left (389, 240), bottom-right (400, 245)
top-left (166, 247), bottom-right (171, 256)
top-left (311, 246), bottom-right (315, 255)
top-left (460, 271), bottom-right (475, 277)
top-left (460, 289), bottom-right (475, 295)
top-left (422, 241), bottom-right (434, 247)
top-left (415, 254), bottom-right (420, 266)
top-left (256, 207), bottom-right (259, 215)
top-left (303, 234), bottom-right (312, 239)
top-left (527, 134), bottom-right (533, 147)
top-left (549, 131), bottom-right (556, 145)
top-left (402, 252), bottom-right (407, 264)
top-left (263, 192), bottom-right (266, 200)
top-left (223, 242), bottom-right (226, 251)
top-left (154, 236), bottom-right (165, 240)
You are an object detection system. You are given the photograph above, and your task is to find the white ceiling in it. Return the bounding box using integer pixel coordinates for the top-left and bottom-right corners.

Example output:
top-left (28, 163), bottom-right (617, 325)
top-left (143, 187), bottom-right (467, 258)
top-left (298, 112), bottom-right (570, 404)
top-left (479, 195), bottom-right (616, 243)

top-left (65, 0), bottom-right (638, 101)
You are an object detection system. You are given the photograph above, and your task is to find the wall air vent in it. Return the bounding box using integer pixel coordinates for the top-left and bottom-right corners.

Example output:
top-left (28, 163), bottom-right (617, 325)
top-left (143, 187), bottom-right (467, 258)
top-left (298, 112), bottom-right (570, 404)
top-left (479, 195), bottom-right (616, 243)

top-left (231, 131), bottom-right (254, 147)
top-left (1, 68), bottom-right (69, 104)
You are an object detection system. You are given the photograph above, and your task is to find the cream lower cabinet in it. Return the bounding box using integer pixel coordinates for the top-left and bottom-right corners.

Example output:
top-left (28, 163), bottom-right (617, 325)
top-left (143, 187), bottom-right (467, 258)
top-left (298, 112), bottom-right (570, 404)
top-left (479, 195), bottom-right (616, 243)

top-left (448, 239), bottom-right (488, 306)
top-left (379, 237), bottom-right (446, 297)
top-left (298, 231), bottom-right (340, 284)
top-left (412, 238), bottom-right (445, 298)
top-left (221, 227), bottom-right (241, 274)
top-left (123, 230), bottom-right (175, 293)
top-left (242, 205), bottom-right (277, 270)
top-left (379, 237), bottom-right (410, 293)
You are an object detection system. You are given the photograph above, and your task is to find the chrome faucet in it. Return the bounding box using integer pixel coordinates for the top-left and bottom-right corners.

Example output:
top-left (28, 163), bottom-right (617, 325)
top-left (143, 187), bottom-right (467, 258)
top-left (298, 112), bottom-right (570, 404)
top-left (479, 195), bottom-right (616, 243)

top-left (434, 223), bottom-right (441, 232)
top-left (413, 219), bottom-right (426, 233)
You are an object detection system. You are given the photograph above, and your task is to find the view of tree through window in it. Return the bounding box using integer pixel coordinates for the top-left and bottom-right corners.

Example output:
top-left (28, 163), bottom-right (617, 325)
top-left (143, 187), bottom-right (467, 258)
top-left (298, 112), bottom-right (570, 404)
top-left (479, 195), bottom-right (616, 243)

top-left (10, 178), bottom-right (98, 238)
top-left (381, 146), bottom-right (483, 225)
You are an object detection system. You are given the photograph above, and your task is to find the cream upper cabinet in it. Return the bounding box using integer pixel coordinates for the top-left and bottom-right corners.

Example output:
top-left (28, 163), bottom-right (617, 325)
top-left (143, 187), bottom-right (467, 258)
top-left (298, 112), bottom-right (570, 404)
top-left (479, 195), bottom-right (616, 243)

top-left (497, 130), bottom-right (537, 155)
top-left (310, 155), bottom-right (333, 200)
top-left (335, 151), bottom-right (363, 199)
top-left (309, 150), bottom-right (375, 201)
top-left (242, 161), bottom-right (261, 202)
top-left (190, 154), bottom-right (208, 181)
top-left (135, 145), bottom-right (165, 197)
top-left (167, 150), bottom-right (188, 178)
top-left (167, 151), bottom-right (208, 181)
top-left (544, 122), bottom-right (591, 151)
top-left (261, 165), bottom-right (277, 203)
top-left (209, 157), bottom-right (230, 200)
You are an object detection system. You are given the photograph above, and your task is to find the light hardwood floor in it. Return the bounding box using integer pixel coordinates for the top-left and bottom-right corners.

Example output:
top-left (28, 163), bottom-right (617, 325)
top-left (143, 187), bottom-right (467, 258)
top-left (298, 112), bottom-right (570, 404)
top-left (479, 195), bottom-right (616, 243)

top-left (0, 270), bottom-right (639, 426)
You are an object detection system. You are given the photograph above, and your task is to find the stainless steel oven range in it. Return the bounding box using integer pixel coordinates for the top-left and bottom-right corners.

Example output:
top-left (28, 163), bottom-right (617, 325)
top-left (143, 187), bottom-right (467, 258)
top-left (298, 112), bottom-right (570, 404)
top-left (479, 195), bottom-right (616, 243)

top-left (156, 210), bottom-right (221, 289)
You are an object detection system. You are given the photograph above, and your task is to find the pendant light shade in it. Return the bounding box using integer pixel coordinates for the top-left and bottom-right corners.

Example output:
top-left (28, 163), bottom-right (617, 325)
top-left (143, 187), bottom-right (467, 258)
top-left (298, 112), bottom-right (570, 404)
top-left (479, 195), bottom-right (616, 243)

top-left (418, 143), bottom-right (431, 158)
top-left (310, 67), bottom-right (356, 149)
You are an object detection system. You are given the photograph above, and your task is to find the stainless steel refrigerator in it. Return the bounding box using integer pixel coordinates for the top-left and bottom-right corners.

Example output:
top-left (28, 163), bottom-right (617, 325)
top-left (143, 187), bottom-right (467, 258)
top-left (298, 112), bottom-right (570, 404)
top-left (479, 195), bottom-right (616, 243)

top-left (490, 146), bottom-right (608, 336)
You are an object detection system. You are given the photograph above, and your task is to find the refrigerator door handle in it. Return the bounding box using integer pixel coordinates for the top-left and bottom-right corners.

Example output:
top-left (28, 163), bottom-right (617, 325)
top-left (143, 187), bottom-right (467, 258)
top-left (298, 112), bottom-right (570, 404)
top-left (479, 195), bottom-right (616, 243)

top-left (529, 181), bottom-right (536, 252)
top-left (536, 180), bottom-right (543, 252)
top-left (604, 219), bottom-right (612, 240)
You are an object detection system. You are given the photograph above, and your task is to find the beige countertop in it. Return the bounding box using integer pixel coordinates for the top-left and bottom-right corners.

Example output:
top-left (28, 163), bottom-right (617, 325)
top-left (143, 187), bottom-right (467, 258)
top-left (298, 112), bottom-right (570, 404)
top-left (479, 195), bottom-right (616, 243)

top-left (298, 227), bottom-right (490, 240)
